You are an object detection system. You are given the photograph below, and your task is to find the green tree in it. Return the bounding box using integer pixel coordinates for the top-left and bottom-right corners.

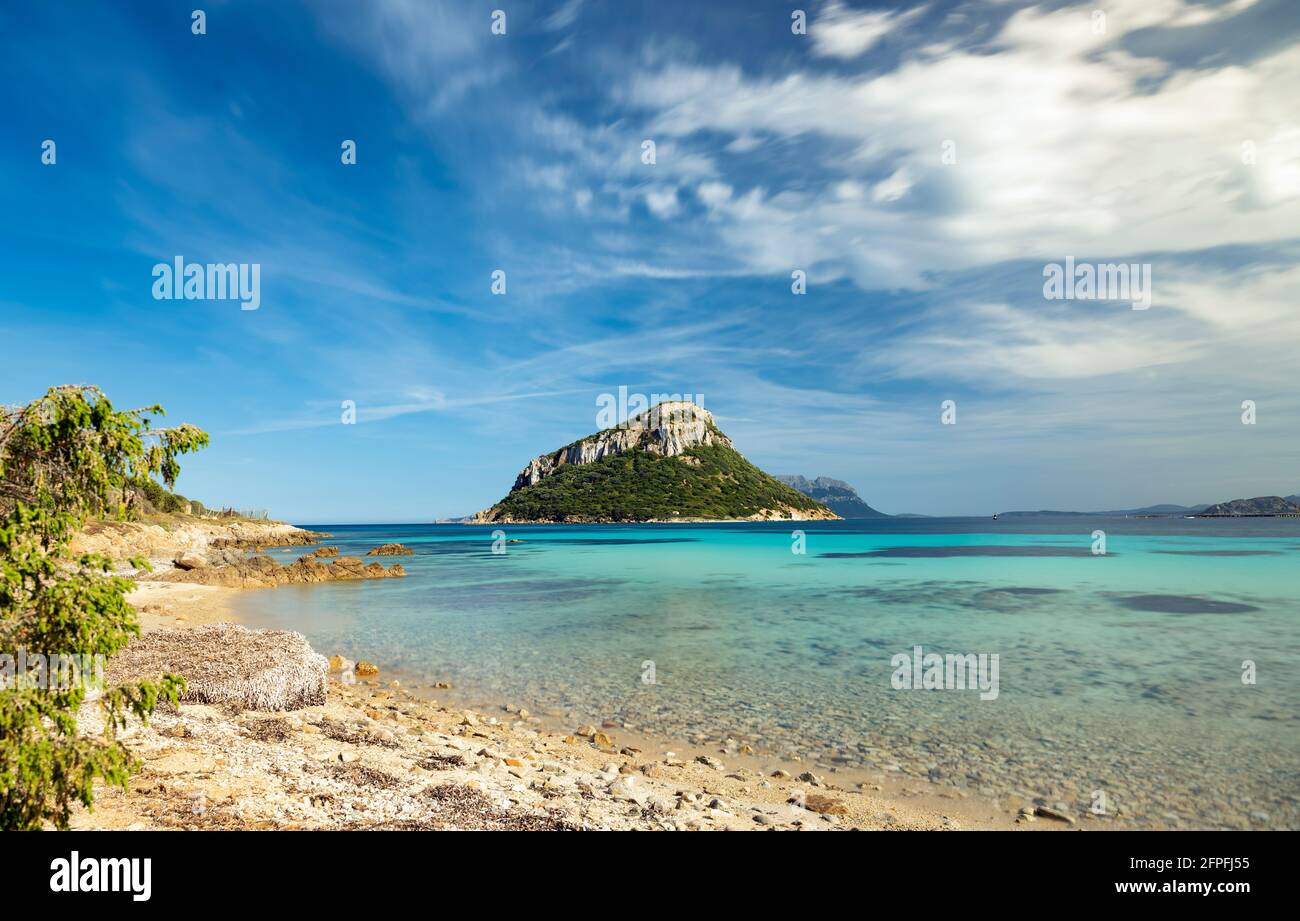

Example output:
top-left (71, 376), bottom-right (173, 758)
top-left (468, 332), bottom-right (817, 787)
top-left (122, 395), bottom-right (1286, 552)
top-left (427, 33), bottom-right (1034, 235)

top-left (0, 385), bottom-right (208, 829)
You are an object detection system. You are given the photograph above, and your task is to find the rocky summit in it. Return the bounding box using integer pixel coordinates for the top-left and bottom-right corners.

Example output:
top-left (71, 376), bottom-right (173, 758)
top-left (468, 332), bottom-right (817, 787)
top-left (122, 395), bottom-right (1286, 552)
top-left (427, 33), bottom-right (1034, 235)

top-left (473, 402), bottom-right (838, 523)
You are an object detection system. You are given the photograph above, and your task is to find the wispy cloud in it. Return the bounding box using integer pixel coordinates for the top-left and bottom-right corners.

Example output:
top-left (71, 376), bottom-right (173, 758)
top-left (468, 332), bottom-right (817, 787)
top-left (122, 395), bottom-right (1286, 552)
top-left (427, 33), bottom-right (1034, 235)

top-left (314, 0), bottom-right (510, 112)
top-left (811, 1), bottom-right (927, 59)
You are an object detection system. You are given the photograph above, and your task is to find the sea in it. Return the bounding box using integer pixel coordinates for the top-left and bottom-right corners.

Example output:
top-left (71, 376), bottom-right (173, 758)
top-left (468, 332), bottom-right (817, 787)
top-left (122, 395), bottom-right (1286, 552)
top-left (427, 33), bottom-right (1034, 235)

top-left (231, 517), bottom-right (1300, 829)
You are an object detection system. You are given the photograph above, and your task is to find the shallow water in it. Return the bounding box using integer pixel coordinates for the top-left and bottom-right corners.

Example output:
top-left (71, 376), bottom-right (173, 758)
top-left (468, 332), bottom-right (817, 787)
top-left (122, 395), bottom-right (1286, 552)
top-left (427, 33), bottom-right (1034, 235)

top-left (232, 518), bottom-right (1300, 829)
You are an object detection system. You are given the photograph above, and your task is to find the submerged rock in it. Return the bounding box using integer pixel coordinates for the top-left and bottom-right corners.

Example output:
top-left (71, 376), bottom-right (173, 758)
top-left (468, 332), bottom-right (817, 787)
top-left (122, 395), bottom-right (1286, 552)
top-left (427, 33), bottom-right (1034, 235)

top-left (365, 543), bottom-right (414, 556)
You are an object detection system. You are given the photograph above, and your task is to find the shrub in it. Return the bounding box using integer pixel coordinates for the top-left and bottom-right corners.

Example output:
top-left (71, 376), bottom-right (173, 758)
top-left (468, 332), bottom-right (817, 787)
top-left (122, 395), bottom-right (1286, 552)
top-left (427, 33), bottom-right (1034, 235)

top-left (134, 477), bottom-right (191, 514)
top-left (0, 385), bottom-right (207, 829)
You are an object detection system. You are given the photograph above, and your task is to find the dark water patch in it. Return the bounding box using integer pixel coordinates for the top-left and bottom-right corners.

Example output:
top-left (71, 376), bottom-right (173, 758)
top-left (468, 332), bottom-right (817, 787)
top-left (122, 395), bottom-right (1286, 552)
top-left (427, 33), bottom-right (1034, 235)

top-left (822, 545), bottom-right (1106, 558)
top-left (842, 585), bottom-right (948, 606)
top-left (540, 537), bottom-right (701, 546)
top-left (401, 537), bottom-right (698, 555)
top-left (386, 539), bottom-right (523, 554)
top-left (432, 577), bottom-right (618, 605)
top-left (838, 580), bottom-right (1069, 614)
top-left (1112, 594), bottom-right (1260, 614)
top-left (987, 586), bottom-right (1063, 595)
top-left (1152, 550), bottom-right (1282, 557)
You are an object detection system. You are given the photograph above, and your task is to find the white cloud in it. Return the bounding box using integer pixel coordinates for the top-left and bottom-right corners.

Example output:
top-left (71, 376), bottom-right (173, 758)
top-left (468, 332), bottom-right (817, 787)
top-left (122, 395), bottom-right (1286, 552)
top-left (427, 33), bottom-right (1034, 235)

top-left (834, 179), bottom-right (866, 200)
top-left (812, 1), bottom-right (925, 59)
top-left (867, 258), bottom-right (1300, 386)
top-left (871, 167), bottom-right (912, 203)
top-left (1161, 261), bottom-right (1300, 339)
top-left (619, 0), bottom-right (1299, 288)
top-left (873, 300), bottom-right (1204, 382)
top-left (645, 186), bottom-right (681, 218)
top-left (316, 0), bottom-right (509, 112)
top-left (543, 0), bottom-right (584, 32)
top-left (696, 181), bottom-right (734, 209)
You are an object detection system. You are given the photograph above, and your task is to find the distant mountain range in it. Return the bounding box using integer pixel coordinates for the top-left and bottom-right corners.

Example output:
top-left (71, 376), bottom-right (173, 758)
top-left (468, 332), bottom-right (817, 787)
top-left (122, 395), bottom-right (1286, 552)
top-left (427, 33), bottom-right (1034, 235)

top-left (999, 504), bottom-right (1210, 518)
top-left (1001, 494), bottom-right (1300, 518)
top-left (776, 475), bottom-right (890, 518)
top-left (471, 403), bottom-right (837, 523)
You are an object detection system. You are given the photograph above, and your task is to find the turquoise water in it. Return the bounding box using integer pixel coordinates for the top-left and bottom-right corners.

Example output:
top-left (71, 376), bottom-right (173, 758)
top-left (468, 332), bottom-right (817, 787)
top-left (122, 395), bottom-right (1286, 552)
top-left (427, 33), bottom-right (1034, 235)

top-left (232, 519), bottom-right (1300, 829)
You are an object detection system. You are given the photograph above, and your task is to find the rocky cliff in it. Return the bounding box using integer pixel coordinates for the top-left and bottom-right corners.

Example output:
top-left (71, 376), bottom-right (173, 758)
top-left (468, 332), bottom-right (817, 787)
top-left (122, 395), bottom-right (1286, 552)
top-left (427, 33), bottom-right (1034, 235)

top-left (474, 402), bottom-right (837, 523)
top-left (510, 401), bottom-right (730, 490)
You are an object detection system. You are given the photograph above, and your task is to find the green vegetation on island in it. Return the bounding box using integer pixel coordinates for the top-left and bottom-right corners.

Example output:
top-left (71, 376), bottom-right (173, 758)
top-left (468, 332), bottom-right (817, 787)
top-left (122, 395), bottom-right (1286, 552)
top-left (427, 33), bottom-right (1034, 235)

top-left (480, 442), bottom-right (832, 522)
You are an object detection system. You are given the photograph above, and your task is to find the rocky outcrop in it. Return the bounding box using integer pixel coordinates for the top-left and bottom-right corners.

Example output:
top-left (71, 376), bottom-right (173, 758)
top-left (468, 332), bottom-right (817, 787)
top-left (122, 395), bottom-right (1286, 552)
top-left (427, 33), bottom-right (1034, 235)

top-left (71, 518), bottom-right (325, 567)
top-left (145, 553), bottom-right (406, 589)
top-left (210, 528), bottom-right (328, 550)
top-left (365, 543), bottom-right (413, 556)
top-left (510, 401), bottom-right (729, 490)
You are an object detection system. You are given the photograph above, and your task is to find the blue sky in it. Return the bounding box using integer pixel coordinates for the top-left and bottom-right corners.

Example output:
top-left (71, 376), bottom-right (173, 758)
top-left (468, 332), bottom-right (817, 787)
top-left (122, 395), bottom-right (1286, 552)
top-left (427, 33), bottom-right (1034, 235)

top-left (2, 0), bottom-right (1298, 521)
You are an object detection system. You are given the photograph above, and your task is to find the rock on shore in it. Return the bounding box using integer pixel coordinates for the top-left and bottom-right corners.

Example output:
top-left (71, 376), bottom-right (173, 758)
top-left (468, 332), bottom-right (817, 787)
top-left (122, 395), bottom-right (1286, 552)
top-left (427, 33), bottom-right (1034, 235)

top-left (147, 553), bottom-right (405, 589)
top-left (210, 528), bottom-right (328, 550)
top-left (71, 517), bottom-right (327, 567)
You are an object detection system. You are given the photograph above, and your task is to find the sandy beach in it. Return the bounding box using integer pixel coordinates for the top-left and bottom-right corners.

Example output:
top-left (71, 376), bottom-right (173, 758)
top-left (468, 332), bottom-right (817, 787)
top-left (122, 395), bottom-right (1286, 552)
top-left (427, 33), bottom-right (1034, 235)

top-left (70, 518), bottom-right (1067, 831)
